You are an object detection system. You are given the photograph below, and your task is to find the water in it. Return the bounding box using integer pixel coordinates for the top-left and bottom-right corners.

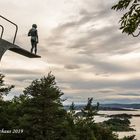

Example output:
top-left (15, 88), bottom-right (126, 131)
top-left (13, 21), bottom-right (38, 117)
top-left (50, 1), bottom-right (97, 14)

top-left (94, 111), bottom-right (140, 139)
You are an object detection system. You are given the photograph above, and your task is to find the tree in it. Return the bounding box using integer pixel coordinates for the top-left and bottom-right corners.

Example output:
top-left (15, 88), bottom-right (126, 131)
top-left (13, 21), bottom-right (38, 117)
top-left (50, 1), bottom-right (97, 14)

top-left (0, 74), bottom-right (14, 128)
top-left (81, 98), bottom-right (98, 123)
top-left (75, 98), bottom-right (97, 140)
top-left (112, 0), bottom-right (140, 37)
top-left (20, 72), bottom-right (67, 140)
top-left (0, 74), bottom-right (15, 140)
top-left (0, 74), bottom-right (14, 100)
top-left (67, 102), bottom-right (76, 127)
top-left (96, 102), bottom-right (100, 111)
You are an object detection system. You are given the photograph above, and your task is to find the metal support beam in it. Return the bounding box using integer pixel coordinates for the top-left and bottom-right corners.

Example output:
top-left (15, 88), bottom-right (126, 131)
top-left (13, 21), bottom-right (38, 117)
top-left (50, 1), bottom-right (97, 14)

top-left (0, 15), bottom-right (18, 44)
top-left (0, 25), bottom-right (4, 38)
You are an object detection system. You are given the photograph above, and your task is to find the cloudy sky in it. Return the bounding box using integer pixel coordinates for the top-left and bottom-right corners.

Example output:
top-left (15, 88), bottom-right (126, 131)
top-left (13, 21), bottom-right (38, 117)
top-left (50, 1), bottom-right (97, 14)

top-left (1, 0), bottom-right (140, 104)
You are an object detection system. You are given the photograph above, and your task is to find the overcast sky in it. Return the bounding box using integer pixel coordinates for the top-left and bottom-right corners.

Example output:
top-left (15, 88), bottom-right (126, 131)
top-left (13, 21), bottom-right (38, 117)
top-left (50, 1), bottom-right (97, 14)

top-left (1, 0), bottom-right (140, 104)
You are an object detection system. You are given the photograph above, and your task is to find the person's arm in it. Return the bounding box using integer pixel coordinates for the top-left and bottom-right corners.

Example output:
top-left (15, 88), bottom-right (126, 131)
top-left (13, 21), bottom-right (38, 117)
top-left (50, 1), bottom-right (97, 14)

top-left (28, 29), bottom-right (31, 36)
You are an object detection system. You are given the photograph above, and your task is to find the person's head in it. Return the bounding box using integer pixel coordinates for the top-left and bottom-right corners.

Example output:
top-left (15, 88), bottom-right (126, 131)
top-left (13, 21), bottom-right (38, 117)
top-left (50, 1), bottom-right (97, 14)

top-left (32, 24), bottom-right (37, 28)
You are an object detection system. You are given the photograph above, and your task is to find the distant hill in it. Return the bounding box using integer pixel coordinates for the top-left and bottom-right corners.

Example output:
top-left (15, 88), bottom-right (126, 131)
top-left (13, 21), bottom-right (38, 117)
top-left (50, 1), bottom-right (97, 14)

top-left (100, 104), bottom-right (140, 110)
top-left (64, 103), bottom-right (140, 111)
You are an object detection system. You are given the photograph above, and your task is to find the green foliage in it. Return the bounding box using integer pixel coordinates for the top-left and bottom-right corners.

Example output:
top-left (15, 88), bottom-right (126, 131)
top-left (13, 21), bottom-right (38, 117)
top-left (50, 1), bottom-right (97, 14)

top-left (96, 102), bottom-right (100, 111)
top-left (82, 98), bottom-right (97, 117)
top-left (66, 98), bottom-right (120, 140)
top-left (91, 123), bottom-right (118, 140)
top-left (81, 98), bottom-right (97, 126)
top-left (0, 74), bottom-right (16, 140)
top-left (0, 74), bottom-right (14, 127)
top-left (20, 72), bottom-right (67, 140)
top-left (108, 113), bottom-right (132, 119)
top-left (0, 73), bottom-right (137, 140)
top-left (102, 118), bottom-right (134, 131)
top-left (74, 98), bottom-right (97, 140)
top-left (0, 74), bottom-right (14, 100)
top-left (112, 0), bottom-right (140, 36)
top-left (121, 135), bottom-right (136, 140)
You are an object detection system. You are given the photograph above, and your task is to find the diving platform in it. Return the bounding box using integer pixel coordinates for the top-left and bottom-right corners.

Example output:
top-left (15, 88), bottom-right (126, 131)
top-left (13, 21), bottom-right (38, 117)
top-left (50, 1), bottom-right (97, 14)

top-left (0, 38), bottom-right (41, 60)
top-left (0, 15), bottom-right (41, 61)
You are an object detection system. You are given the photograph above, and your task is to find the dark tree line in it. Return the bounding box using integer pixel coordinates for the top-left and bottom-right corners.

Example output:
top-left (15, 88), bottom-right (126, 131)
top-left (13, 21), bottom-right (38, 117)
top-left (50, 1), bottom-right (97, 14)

top-left (0, 73), bottom-right (136, 140)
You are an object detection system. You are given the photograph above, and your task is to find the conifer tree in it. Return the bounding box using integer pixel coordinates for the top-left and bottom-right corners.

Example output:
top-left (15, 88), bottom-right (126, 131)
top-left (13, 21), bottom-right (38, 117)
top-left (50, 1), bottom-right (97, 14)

top-left (21, 72), bottom-right (66, 140)
top-left (0, 74), bottom-right (14, 100)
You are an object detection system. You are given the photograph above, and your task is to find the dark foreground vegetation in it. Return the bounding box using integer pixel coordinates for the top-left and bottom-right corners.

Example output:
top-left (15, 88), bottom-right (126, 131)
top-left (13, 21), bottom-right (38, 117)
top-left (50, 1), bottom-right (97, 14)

top-left (0, 73), bottom-right (136, 140)
top-left (100, 113), bottom-right (135, 132)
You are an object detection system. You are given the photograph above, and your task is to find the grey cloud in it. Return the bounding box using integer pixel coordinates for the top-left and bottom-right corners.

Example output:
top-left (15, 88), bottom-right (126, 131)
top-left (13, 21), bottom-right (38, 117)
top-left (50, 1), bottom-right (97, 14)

top-left (66, 78), bottom-right (140, 90)
top-left (98, 33), bottom-right (140, 54)
top-left (69, 24), bottom-right (140, 55)
top-left (67, 26), bottom-right (117, 52)
top-left (93, 61), bottom-right (132, 73)
top-left (77, 9), bottom-right (96, 25)
top-left (118, 93), bottom-right (140, 97)
top-left (100, 98), bottom-right (140, 104)
top-left (9, 75), bottom-right (41, 82)
top-left (3, 69), bottom-right (41, 75)
top-left (69, 54), bottom-right (140, 74)
top-left (97, 89), bottom-right (116, 93)
top-left (64, 64), bottom-right (80, 70)
top-left (58, 21), bottom-right (77, 30)
top-left (79, 7), bottom-right (111, 23)
top-left (44, 6), bottom-right (128, 57)
top-left (44, 8), bottom-right (109, 48)
top-left (46, 41), bottom-right (65, 47)
top-left (51, 7), bottom-right (139, 55)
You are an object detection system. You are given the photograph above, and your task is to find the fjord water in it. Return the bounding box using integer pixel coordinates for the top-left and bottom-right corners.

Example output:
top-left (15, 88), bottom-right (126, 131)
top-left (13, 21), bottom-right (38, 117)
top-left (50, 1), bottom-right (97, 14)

top-left (95, 111), bottom-right (140, 139)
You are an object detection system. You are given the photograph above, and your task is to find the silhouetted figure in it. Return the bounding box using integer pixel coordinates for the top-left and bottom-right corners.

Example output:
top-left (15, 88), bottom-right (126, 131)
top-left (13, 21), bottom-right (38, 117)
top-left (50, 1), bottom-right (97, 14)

top-left (28, 24), bottom-right (38, 54)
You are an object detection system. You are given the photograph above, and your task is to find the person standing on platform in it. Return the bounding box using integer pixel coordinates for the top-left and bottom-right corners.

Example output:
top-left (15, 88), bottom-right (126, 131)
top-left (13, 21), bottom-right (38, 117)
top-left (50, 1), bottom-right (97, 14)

top-left (28, 24), bottom-right (39, 54)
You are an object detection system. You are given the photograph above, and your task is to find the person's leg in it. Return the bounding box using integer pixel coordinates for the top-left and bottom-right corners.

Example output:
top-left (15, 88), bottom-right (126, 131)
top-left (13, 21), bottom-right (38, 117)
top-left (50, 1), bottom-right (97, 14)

top-left (34, 43), bottom-right (37, 54)
top-left (31, 40), bottom-right (34, 53)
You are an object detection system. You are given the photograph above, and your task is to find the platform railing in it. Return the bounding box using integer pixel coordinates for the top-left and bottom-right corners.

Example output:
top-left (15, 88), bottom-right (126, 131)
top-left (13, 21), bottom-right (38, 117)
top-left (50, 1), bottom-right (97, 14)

top-left (0, 15), bottom-right (18, 44)
top-left (0, 25), bottom-right (4, 38)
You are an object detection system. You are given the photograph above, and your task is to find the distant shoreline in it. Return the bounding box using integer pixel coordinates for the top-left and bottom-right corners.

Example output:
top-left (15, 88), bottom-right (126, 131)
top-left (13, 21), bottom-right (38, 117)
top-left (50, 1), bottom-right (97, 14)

top-left (64, 103), bottom-right (140, 111)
